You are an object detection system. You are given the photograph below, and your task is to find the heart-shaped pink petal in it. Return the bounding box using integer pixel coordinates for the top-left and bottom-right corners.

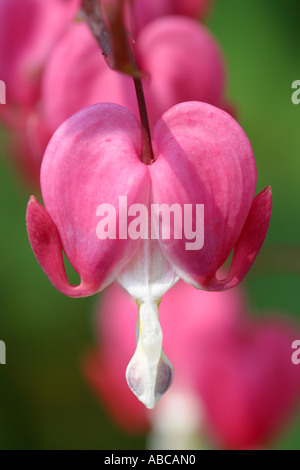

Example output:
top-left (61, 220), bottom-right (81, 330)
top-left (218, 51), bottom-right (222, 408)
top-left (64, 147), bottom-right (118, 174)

top-left (27, 103), bottom-right (150, 296)
top-left (150, 101), bottom-right (259, 288)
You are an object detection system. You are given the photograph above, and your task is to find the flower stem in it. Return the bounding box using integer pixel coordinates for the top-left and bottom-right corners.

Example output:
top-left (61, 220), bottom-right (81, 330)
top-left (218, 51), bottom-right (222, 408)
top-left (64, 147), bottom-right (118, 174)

top-left (81, 0), bottom-right (154, 165)
top-left (131, 57), bottom-right (154, 165)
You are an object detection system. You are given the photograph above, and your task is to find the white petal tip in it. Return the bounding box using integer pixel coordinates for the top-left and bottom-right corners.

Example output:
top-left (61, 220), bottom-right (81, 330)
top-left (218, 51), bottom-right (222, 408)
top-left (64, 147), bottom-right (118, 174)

top-left (126, 353), bottom-right (174, 409)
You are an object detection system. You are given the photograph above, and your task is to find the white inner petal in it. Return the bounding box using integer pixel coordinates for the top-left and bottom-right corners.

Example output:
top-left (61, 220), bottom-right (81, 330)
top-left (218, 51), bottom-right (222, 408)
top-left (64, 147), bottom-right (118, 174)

top-left (118, 237), bottom-right (179, 409)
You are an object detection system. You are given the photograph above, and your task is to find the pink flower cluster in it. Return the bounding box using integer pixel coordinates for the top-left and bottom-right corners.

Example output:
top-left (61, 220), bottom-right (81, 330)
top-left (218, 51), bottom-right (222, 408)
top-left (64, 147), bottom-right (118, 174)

top-left (0, 0), bottom-right (217, 185)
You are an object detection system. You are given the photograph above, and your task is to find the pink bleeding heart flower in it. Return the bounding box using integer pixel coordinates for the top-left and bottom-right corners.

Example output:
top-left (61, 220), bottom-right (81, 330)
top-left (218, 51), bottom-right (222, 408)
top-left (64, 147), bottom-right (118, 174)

top-left (3, 12), bottom-right (230, 186)
top-left (102, 0), bottom-right (212, 37)
top-left (84, 281), bottom-right (300, 450)
top-left (26, 101), bottom-right (272, 407)
top-left (0, 0), bottom-right (80, 188)
top-left (190, 313), bottom-right (300, 449)
top-left (41, 16), bottom-right (229, 145)
top-left (0, 0), bottom-right (79, 126)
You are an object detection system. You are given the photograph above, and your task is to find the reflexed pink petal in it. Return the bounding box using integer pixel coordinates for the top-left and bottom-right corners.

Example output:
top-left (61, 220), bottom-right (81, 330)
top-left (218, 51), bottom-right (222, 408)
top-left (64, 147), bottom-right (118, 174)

top-left (150, 101), bottom-right (258, 288)
top-left (204, 186), bottom-right (273, 290)
top-left (26, 196), bottom-right (98, 297)
top-left (29, 103), bottom-right (149, 295)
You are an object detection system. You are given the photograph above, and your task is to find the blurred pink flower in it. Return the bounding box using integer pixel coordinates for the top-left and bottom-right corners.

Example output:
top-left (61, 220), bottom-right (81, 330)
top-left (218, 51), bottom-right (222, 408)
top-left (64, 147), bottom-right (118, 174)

top-left (102, 0), bottom-right (212, 37)
top-left (18, 14), bottom-right (230, 184)
top-left (41, 16), bottom-right (229, 135)
top-left (172, 0), bottom-right (212, 18)
top-left (0, 0), bottom-right (211, 123)
top-left (0, 0), bottom-right (80, 187)
top-left (26, 100), bottom-right (271, 406)
top-left (0, 0), bottom-right (79, 125)
top-left (84, 281), bottom-right (300, 449)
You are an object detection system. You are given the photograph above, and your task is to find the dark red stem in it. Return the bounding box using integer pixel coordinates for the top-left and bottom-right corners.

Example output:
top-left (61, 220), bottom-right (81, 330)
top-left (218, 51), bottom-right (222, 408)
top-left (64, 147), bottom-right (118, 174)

top-left (81, 0), bottom-right (154, 165)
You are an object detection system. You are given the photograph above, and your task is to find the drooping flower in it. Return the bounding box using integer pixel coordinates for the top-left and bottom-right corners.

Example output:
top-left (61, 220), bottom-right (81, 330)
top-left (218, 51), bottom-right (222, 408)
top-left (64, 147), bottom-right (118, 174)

top-left (37, 16), bottom-right (230, 173)
top-left (0, 0), bottom-right (80, 187)
top-left (84, 281), bottom-right (300, 450)
top-left (0, 0), bottom-right (79, 126)
top-left (1, 5), bottom-right (228, 186)
top-left (26, 100), bottom-right (272, 408)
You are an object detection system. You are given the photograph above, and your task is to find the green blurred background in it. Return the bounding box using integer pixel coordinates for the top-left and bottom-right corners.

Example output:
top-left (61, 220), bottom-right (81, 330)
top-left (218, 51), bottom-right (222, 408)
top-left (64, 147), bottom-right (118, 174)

top-left (0, 0), bottom-right (300, 449)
